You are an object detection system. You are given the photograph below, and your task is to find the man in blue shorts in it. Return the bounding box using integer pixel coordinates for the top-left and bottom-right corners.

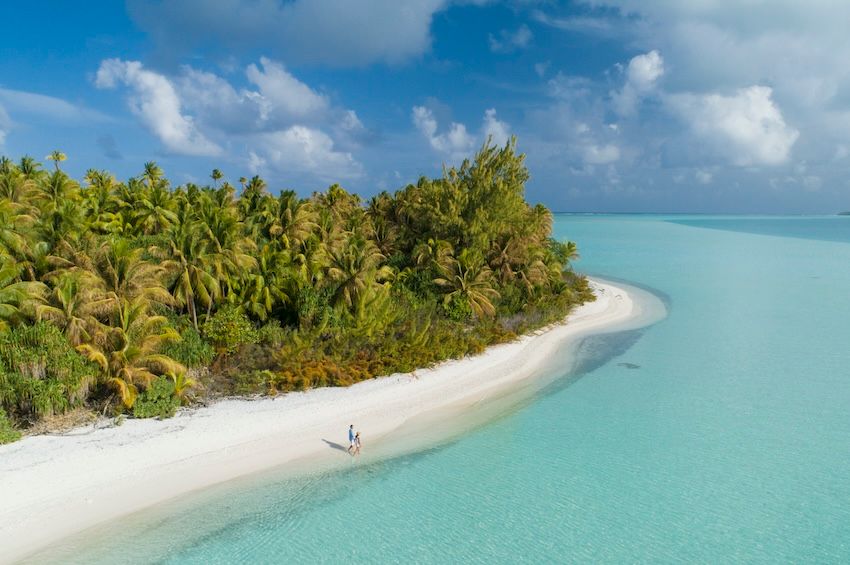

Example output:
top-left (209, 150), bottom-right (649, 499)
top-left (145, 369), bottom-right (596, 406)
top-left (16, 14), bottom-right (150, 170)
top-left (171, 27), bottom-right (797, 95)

top-left (347, 424), bottom-right (356, 454)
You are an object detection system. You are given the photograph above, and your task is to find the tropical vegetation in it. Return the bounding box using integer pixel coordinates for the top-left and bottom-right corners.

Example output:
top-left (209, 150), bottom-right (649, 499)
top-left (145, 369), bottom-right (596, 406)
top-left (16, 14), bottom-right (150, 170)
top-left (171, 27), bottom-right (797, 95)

top-left (0, 139), bottom-right (592, 440)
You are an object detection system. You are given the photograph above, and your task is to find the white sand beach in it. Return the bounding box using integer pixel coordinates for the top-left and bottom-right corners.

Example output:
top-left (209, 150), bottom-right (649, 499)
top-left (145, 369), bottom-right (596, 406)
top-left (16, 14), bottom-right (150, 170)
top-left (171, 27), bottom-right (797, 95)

top-left (0, 279), bottom-right (656, 563)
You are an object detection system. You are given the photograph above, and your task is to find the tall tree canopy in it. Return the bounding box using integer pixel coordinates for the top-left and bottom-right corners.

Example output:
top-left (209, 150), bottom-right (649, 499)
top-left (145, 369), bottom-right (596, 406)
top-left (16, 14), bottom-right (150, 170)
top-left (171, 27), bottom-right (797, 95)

top-left (0, 139), bottom-right (590, 436)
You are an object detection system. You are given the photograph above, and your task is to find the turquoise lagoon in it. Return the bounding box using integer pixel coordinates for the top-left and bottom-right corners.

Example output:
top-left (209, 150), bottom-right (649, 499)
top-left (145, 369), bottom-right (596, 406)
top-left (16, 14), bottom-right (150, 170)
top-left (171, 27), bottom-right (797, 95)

top-left (28, 216), bottom-right (850, 563)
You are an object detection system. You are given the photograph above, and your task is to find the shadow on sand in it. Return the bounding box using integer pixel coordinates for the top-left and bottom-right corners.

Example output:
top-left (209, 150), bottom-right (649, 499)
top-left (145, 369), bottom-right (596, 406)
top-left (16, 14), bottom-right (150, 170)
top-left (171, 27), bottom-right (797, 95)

top-left (322, 439), bottom-right (349, 453)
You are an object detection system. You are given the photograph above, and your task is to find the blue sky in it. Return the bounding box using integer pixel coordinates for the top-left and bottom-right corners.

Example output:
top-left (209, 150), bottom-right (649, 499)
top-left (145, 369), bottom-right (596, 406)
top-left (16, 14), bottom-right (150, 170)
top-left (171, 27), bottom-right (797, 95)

top-left (1, 1), bottom-right (848, 213)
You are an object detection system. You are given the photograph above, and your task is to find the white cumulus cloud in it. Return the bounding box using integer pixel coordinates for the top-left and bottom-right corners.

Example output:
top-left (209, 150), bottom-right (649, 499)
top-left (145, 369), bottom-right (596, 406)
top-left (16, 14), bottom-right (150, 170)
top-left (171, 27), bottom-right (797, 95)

top-left (612, 50), bottom-right (664, 116)
top-left (413, 106), bottom-right (512, 161)
top-left (96, 57), bottom-right (366, 181)
top-left (412, 106), bottom-right (475, 159)
top-left (482, 108), bottom-right (511, 147)
top-left (95, 58), bottom-right (222, 156)
top-left (176, 58), bottom-right (332, 134)
top-left (668, 86), bottom-right (799, 166)
top-left (245, 57), bottom-right (330, 121)
top-left (248, 126), bottom-right (362, 181)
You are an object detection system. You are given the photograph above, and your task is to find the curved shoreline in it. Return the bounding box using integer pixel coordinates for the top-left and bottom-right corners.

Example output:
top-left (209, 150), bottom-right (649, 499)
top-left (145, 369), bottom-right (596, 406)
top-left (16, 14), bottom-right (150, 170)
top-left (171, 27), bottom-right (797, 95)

top-left (0, 279), bottom-right (662, 563)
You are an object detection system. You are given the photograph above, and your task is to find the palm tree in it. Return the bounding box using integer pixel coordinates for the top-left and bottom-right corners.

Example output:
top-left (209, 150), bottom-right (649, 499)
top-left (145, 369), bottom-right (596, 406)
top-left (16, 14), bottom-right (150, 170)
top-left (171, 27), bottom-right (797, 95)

top-left (37, 272), bottom-right (99, 345)
top-left (413, 238), bottom-right (453, 270)
top-left (37, 170), bottom-right (80, 213)
top-left (210, 169), bottom-right (223, 188)
top-left (83, 170), bottom-right (119, 221)
top-left (0, 199), bottom-right (34, 258)
top-left (0, 164), bottom-right (37, 205)
top-left (142, 162), bottom-right (164, 189)
top-left (38, 198), bottom-right (86, 250)
top-left (167, 370), bottom-right (197, 405)
top-left (325, 234), bottom-right (393, 310)
top-left (257, 191), bottom-right (317, 250)
top-left (234, 244), bottom-right (292, 321)
top-left (77, 297), bottom-right (183, 408)
top-left (564, 241), bottom-right (579, 262)
top-left (45, 150), bottom-right (67, 171)
top-left (162, 221), bottom-right (220, 329)
top-left (434, 250), bottom-right (500, 319)
top-left (196, 192), bottom-right (256, 302)
top-left (134, 183), bottom-right (178, 234)
top-left (0, 255), bottom-right (46, 332)
top-left (87, 238), bottom-right (173, 312)
top-left (238, 175), bottom-right (267, 221)
top-left (17, 156), bottom-right (44, 181)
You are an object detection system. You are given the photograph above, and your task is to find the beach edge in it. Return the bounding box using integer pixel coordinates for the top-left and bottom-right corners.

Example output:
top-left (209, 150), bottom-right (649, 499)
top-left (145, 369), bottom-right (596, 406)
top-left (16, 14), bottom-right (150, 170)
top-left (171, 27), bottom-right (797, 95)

top-left (0, 278), bottom-right (661, 563)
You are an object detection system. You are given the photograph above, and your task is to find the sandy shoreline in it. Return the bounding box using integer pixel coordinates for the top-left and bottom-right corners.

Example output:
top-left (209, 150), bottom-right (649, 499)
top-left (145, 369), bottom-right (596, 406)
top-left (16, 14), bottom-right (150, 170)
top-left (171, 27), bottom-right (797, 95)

top-left (0, 279), bottom-right (658, 563)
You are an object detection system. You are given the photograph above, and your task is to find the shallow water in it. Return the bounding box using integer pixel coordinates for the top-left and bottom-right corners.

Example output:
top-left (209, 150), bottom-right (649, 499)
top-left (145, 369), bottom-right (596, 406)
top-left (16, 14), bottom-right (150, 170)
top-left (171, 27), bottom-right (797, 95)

top-left (29, 216), bottom-right (850, 563)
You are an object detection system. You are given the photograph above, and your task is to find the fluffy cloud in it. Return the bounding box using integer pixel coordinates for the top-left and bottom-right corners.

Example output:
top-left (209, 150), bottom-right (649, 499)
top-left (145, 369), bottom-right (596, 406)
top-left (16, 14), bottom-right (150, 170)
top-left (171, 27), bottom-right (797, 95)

top-left (96, 57), bottom-right (364, 179)
top-left (128, 0), bottom-right (448, 66)
top-left (667, 86), bottom-right (799, 166)
top-left (412, 106), bottom-right (511, 162)
top-left (611, 50), bottom-right (664, 116)
top-left (489, 24), bottom-right (533, 53)
top-left (577, 0), bottom-right (850, 155)
top-left (95, 59), bottom-right (222, 156)
top-left (176, 58), bottom-right (331, 134)
top-left (244, 58), bottom-right (329, 120)
top-left (482, 109), bottom-right (511, 147)
top-left (248, 126), bottom-right (362, 182)
top-left (412, 106), bottom-right (474, 159)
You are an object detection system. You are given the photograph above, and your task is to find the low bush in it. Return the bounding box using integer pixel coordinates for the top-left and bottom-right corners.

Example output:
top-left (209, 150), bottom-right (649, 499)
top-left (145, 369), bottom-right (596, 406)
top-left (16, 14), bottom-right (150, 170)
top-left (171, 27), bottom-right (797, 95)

top-left (0, 323), bottom-right (98, 423)
top-left (132, 377), bottom-right (180, 419)
top-left (162, 325), bottom-right (215, 368)
top-left (257, 320), bottom-right (288, 347)
top-left (203, 305), bottom-right (259, 355)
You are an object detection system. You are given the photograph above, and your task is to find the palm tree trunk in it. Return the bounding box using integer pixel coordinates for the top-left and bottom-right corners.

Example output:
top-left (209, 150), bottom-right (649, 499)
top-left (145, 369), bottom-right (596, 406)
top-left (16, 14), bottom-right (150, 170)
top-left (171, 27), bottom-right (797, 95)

top-left (189, 295), bottom-right (198, 330)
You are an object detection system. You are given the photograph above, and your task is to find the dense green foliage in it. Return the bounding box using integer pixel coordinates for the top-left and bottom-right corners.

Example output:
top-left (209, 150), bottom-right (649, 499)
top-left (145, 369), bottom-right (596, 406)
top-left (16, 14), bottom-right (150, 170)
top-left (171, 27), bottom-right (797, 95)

top-left (203, 305), bottom-right (259, 355)
top-left (0, 322), bottom-right (98, 423)
top-left (132, 377), bottom-right (180, 419)
top-left (0, 408), bottom-right (20, 444)
top-left (0, 138), bottom-right (591, 436)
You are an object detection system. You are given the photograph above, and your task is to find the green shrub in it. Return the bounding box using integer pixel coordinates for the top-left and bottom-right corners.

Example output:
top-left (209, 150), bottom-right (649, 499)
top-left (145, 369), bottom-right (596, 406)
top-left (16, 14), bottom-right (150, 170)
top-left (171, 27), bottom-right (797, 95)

top-left (0, 323), bottom-right (98, 422)
top-left (132, 377), bottom-right (180, 419)
top-left (496, 282), bottom-right (525, 316)
top-left (257, 320), bottom-right (287, 347)
top-left (162, 325), bottom-right (215, 368)
top-left (296, 286), bottom-right (343, 330)
top-left (202, 305), bottom-right (259, 355)
top-left (0, 408), bottom-right (21, 444)
top-left (441, 294), bottom-right (473, 321)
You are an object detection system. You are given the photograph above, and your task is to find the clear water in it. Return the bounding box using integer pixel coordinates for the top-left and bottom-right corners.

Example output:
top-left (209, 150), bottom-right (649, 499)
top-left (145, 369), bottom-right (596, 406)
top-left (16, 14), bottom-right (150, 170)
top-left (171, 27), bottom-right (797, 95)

top-left (29, 216), bottom-right (850, 563)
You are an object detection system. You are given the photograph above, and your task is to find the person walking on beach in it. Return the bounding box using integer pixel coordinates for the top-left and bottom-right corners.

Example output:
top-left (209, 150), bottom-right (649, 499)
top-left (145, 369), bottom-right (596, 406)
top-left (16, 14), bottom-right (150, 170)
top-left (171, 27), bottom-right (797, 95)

top-left (348, 424), bottom-right (356, 454)
top-left (354, 432), bottom-right (362, 455)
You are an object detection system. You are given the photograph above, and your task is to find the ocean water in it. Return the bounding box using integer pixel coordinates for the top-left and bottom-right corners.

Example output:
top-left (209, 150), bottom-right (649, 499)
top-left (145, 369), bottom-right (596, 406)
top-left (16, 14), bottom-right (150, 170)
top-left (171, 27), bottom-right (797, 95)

top-left (28, 216), bottom-right (850, 563)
